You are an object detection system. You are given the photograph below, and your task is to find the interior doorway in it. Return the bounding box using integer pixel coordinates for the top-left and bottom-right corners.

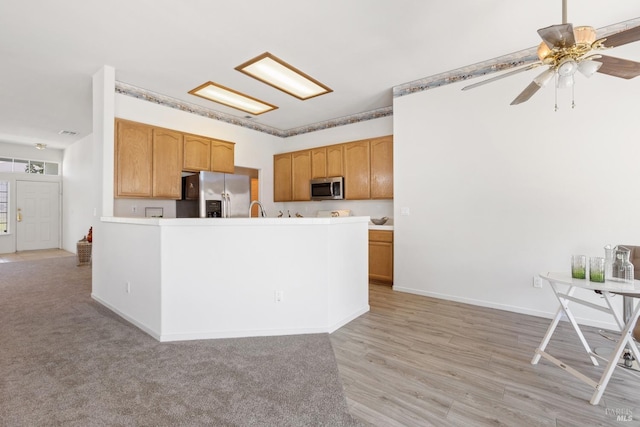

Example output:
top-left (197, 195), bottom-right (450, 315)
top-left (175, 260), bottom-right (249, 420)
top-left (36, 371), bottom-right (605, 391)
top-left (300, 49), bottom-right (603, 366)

top-left (16, 181), bottom-right (60, 251)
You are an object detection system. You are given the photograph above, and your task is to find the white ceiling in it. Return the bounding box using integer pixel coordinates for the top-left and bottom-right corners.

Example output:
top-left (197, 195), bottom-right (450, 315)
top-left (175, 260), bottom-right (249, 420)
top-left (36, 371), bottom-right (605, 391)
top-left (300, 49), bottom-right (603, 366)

top-left (1, 0), bottom-right (639, 149)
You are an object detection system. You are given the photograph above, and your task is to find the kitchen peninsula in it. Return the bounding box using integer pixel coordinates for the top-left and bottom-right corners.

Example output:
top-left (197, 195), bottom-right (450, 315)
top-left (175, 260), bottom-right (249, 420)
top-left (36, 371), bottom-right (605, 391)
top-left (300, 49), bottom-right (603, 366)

top-left (92, 216), bottom-right (369, 342)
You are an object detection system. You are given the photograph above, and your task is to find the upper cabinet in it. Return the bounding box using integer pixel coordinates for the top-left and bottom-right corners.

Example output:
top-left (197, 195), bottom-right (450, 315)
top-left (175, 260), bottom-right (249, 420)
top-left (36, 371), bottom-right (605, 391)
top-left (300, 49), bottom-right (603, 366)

top-left (291, 150), bottom-right (311, 201)
top-left (183, 135), bottom-right (211, 172)
top-left (152, 128), bottom-right (183, 199)
top-left (115, 120), bottom-right (153, 198)
top-left (210, 139), bottom-right (235, 174)
top-left (311, 145), bottom-right (343, 179)
top-left (275, 150), bottom-right (312, 202)
top-left (183, 136), bottom-right (235, 173)
top-left (326, 145), bottom-right (344, 178)
top-left (273, 153), bottom-right (292, 202)
top-left (114, 119), bottom-right (236, 199)
top-left (370, 135), bottom-right (393, 199)
top-left (343, 140), bottom-right (371, 200)
top-left (273, 135), bottom-right (392, 202)
top-left (311, 147), bottom-right (327, 179)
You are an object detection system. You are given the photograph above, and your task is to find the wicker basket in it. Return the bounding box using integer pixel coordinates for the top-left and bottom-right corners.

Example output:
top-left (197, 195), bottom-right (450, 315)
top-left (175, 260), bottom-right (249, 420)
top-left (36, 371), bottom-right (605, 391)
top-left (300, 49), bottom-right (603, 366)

top-left (77, 241), bottom-right (92, 266)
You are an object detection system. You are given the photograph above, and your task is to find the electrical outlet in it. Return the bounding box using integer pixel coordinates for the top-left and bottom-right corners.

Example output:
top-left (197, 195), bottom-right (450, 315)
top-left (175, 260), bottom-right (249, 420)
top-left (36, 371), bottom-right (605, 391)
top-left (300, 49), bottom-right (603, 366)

top-left (132, 206), bottom-right (137, 214)
top-left (274, 290), bottom-right (283, 303)
top-left (400, 207), bottom-right (410, 216)
top-left (126, 281), bottom-right (131, 293)
top-left (533, 277), bottom-right (542, 288)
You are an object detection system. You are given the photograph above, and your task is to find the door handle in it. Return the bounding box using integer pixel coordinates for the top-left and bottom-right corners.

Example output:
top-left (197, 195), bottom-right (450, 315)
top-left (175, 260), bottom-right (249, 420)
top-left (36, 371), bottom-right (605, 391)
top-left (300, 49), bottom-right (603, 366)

top-left (17, 208), bottom-right (22, 222)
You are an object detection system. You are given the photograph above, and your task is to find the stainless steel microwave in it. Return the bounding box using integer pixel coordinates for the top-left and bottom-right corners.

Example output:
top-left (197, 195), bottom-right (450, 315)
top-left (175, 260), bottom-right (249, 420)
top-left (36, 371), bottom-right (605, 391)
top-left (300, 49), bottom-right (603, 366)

top-left (310, 177), bottom-right (344, 200)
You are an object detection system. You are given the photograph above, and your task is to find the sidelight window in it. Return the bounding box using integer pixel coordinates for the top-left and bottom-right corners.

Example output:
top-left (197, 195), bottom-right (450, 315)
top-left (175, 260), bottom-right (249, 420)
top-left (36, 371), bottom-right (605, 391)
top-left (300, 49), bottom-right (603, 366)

top-left (0, 181), bottom-right (7, 233)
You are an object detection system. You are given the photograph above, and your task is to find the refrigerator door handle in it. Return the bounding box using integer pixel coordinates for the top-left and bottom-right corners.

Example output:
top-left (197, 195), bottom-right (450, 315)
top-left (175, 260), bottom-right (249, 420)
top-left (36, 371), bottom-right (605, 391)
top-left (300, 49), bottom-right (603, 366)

top-left (223, 193), bottom-right (230, 218)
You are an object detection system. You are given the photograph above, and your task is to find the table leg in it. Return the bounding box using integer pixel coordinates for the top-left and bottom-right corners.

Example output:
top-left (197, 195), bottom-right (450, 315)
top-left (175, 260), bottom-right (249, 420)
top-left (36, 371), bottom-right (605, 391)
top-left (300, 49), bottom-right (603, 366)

top-left (550, 283), bottom-right (599, 365)
top-left (590, 301), bottom-right (640, 405)
top-left (532, 304), bottom-right (564, 365)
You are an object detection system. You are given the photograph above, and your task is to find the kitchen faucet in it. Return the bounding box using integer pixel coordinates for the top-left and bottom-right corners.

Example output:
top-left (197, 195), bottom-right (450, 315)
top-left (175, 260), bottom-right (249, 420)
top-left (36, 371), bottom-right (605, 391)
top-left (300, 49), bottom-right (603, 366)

top-left (249, 200), bottom-right (267, 218)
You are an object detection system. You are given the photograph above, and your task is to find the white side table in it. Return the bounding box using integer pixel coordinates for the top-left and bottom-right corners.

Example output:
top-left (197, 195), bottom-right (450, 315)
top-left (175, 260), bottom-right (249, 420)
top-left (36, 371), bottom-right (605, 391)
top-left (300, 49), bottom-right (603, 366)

top-left (533, 272), bottom-right (640, 405)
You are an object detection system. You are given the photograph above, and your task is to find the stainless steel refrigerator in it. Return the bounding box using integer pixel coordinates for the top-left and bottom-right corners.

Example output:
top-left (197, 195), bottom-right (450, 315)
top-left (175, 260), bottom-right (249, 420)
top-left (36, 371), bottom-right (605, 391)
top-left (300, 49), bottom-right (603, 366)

top-left (199, 170), bottom-right (252, 218)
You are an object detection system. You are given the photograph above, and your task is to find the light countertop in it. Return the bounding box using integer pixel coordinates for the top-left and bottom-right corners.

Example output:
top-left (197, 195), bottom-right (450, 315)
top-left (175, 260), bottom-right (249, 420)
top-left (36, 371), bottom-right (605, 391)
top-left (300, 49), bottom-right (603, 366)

top-left (369, 224), bottom-right (393, 231)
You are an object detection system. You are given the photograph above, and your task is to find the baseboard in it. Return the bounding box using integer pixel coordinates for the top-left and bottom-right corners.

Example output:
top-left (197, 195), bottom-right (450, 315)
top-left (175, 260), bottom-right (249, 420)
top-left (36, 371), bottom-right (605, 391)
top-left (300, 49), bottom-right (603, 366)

top-left (157, 327), bottom-right (329, 342)
top-left (328, 305), bottom-right (370, 334)
top-left (392, 285), bottom-right (620, 331)
top-left (91, 293), bottom-right (162, 341)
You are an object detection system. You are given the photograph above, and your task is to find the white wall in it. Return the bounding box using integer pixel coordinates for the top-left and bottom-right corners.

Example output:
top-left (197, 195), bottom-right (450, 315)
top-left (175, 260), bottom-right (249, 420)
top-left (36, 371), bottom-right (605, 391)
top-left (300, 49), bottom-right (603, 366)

top-left (0, 142), bottom-right (63, 254)
top-left (393, 71), bottom-right (640, 329)
top-left (62, 134), bottom-right (94, 252)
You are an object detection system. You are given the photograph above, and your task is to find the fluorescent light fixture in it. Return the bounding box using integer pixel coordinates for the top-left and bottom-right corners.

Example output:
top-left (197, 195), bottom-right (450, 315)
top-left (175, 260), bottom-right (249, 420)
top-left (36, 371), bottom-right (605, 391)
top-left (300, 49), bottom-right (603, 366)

top-left (236, 52), bottom-right (332, 100)
top-left (188, 81), bottom-right (277, 115)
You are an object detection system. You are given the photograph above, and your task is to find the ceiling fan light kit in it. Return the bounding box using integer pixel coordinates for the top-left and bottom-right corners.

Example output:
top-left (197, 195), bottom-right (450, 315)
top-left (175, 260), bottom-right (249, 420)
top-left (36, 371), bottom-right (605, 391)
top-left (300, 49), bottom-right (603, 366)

top-left (463, 0), bottom-right (640, 109)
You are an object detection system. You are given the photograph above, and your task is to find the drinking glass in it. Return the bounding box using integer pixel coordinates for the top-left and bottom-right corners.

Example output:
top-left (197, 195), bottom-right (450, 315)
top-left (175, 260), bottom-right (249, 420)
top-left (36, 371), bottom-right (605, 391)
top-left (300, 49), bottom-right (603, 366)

top-left (589, 257), bottom-right (605, 283)
top-left (571, 255), bottom-right (587, 279)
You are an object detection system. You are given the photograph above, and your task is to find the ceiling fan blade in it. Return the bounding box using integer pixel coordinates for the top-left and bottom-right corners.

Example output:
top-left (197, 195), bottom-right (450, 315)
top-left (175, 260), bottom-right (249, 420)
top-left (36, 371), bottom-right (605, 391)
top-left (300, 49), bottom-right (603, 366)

top-left (511, 81), bottom-right (543, 105)
top-left (602, 25), bottom-right (640, 48)
top-left (461, 63), bottom-right (541, 91)
top-left (538, 23), bottom-right (575, 48)
top-left (594, 55), bottom-right (640, 79)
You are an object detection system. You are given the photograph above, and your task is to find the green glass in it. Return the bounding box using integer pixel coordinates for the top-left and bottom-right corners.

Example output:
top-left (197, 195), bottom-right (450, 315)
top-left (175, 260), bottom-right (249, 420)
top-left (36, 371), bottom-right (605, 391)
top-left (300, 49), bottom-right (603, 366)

top-left (590, 257), bottom-right (605, 283)
top-left (571, 255), bottom-right (587, 279)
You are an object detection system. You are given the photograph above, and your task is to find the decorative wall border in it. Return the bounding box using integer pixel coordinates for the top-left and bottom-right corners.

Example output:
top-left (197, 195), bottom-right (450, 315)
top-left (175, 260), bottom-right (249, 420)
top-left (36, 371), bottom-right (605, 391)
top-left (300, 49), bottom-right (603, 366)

top-left (115, 82), bottom-right (393, 138)
top-left (393, 19), bottom-right (640, 98)
top-left (116, 19), bottom-right (639, 137)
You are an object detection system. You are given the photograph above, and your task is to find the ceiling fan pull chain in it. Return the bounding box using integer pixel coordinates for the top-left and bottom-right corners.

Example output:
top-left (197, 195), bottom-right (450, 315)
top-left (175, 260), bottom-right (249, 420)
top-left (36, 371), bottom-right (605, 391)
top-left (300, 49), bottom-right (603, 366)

top-left (572, 83), bottom-right (576, 109)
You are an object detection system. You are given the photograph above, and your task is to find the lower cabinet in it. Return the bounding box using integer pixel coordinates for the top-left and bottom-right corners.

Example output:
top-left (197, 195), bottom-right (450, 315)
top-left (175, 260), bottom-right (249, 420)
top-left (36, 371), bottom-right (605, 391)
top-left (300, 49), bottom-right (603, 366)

top-left (369, 230), bottom-right (393, 284)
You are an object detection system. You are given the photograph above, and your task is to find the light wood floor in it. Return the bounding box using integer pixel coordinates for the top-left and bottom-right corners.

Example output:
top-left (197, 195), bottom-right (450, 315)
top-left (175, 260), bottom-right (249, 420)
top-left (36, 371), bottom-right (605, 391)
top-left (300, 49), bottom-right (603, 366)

top-left (0, 248), bottom-right (74, 263)
top-left (330, 284), bottom-right (640, 427)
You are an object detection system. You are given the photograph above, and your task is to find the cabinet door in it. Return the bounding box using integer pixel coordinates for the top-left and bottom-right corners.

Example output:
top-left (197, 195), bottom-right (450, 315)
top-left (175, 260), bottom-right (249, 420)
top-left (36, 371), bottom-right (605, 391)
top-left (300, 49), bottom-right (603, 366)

top-left (152, 128), bottom-right (183, 199)
top-left (311, 147), bottom-right (327, 179)
top-left (370, 135), bottom-right (393, 199)
top-left (210, 139), bottom-right (235, 173)
top-left (183, 135), bottom-right (210, 171)
top-left (273, 153), bottom-right (292, 202)
top-left (343, 140), bottom-right (370, 199)
top-left (326, 144), bottom-right (344, 177)
top-left (292, 150), bottom-right (311, 201)
top-left (115, 120), bottom-right (153, 198)
top-left (369, 230), bottom-right (393, 284)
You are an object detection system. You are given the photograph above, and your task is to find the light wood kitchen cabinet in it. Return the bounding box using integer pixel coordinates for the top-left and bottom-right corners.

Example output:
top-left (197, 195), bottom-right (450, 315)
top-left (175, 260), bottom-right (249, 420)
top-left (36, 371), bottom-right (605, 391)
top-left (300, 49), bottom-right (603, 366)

top-left (369, 230), bottom-right (393, 284)
top-left (343, 140), bottom-right (370, 200)
top-left (152, 128), bottom-right (183, 199)
top-left (210, 139), bottom-right (235, 173)
top-left (115, 120), bottom-right (153, 198)
top-left (183, 135), bottom-right (211, 172)
top-left (292, 150), bottom-right (312, 201)
top-left (370, 135), bottom-right (393, 199)
top-left (311, 147), bottom-right (327, 179)
top-left (311, 145), bottom-right (343, 179)
top-left (326, 144), bottom-right (344, 177)
top-left (272, 135), bottom-right (391, 202)
top-left (273, 153), bottom-right (292, 202)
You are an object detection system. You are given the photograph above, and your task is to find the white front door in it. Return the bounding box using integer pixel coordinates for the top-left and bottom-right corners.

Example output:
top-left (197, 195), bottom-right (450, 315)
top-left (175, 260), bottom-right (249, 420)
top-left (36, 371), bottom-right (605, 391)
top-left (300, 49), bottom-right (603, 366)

top-left (16, 181), bottom-right (60, 251)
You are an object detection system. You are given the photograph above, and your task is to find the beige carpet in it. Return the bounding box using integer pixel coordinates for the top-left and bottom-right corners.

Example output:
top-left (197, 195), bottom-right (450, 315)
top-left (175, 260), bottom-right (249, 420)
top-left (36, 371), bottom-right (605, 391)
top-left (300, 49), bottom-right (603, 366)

top-left (0, 257), bottom-right (360, 426)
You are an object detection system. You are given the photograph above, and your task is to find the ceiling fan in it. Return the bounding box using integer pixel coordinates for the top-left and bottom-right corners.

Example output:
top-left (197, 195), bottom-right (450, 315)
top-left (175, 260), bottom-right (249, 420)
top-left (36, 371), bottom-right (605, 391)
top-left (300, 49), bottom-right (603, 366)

top-left (462, 0), bottom-right (640, 107)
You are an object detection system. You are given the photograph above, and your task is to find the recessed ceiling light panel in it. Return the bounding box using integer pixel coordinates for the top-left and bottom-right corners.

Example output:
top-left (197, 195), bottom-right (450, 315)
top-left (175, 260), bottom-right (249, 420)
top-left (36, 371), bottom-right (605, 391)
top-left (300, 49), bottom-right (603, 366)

top-left (236, 52), bottom-right (332, 100)
top-left (188, 81), bottom-right (277, 115)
